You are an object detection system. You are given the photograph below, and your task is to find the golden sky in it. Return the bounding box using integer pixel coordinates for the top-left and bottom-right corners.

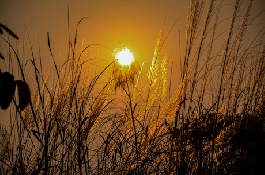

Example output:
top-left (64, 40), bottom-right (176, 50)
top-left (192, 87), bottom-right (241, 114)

top-left (1, 0), bottom-right (264, 74)
top-left (0, 0), bottom-right (188, 69)
top-left (0, 0), bottom-right (264, 121)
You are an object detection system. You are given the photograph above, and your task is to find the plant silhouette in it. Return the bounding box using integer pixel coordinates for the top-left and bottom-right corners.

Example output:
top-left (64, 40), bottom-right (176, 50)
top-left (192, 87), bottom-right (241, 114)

top-left (0, 72), bottom-right (16, 110)
top-left (0, 23), bottom-right (19, 60)
top-left (0, 1), bottom-right (264, 174)
top-left (0, 72), bottom-right (30, 110)
top-left (0, 23), bottom-right (30, 111)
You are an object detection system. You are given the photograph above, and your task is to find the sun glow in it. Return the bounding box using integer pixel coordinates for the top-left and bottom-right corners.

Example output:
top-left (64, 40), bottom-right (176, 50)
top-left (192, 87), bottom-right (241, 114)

top-left (115, 48), bottom-right (134, 66)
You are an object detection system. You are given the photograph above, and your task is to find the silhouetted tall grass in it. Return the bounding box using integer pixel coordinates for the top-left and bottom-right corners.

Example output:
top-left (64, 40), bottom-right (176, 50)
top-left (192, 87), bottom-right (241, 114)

top-left (0, 0), bottom-right (264, 174)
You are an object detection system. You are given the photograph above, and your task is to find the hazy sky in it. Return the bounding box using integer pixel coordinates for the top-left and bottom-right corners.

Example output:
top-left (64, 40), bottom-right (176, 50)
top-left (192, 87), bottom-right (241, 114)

top-left (0, 0), bottom-right (188, 68)
top-left (1, 0), bottom-right (264, 74)
top-left (0, 0), bottom-right (264, 121)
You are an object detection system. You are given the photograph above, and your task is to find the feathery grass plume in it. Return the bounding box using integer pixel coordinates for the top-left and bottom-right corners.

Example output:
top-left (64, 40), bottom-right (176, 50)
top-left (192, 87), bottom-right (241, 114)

top-left (182, 0), bottom-right (203, 80)
top-left (188, 0), bottom-right (215, 113)
top-left (180, 0), bottom-right (205, 121)
top-left (159, 54), bottom-right (167, 102)
top-left (147, 29), bottom-right (164, 87)
top-left (135, 29), bottom-right (167, 125)
top-left (112, 46), bottom-right (140, 90)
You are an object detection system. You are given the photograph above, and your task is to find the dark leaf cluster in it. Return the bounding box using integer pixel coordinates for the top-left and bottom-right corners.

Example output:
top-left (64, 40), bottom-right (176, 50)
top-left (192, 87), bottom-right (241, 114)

top-left (0, 72), bottom-right (30, 110)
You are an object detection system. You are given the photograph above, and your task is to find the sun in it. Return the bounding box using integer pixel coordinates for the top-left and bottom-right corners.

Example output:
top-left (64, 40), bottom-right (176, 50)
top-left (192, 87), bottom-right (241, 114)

top-left (115, 48), bottom-right (134, 66)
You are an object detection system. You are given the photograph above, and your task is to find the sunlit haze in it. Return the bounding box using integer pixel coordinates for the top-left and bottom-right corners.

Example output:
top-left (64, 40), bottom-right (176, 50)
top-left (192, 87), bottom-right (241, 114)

top-left (115, 48), bottom-right (134, 66)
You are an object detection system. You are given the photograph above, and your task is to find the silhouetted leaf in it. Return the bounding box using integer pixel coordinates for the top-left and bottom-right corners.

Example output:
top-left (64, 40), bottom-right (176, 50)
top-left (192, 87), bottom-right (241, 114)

top-left (15, 80), bottom-right (30, 111)
top-left (0, 28), bottom-right (3, 35)
top-left (0, 52), bottom-right (4, 60)
top-left (0, 23), bottom-right (19, 40)
top-left (0, 72), bottom-right (16, 110)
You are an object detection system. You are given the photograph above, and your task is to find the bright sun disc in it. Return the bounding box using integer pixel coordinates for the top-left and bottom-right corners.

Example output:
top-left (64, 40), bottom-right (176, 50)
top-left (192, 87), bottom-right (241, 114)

top-left (115, 48), bottom-right (134, 66)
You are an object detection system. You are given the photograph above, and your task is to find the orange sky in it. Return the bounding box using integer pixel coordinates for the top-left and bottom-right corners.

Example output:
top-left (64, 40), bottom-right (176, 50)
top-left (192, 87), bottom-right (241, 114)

top-left (0, 0), bottom-right (264, 121)
top-left (1, 0), bottom-right (264, 76)
top-left (0, 0), bottom-right (188, 70)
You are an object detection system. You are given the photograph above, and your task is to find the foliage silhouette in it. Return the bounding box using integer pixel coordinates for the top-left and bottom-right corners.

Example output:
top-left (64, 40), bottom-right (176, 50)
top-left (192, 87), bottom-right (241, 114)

top-left (0, 72), bottom-right (16, 110)
top-left (0, 22), bottom-right (30, 111)
top-left (15, 80), bottom-right (31, 110)
top-left (0, 72), bottom-right (30, 110)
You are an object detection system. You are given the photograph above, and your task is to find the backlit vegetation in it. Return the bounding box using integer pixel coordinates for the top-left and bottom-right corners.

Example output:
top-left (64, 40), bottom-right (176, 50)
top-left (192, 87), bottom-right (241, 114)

top-left (0, 0), bottom-right (264, 174)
